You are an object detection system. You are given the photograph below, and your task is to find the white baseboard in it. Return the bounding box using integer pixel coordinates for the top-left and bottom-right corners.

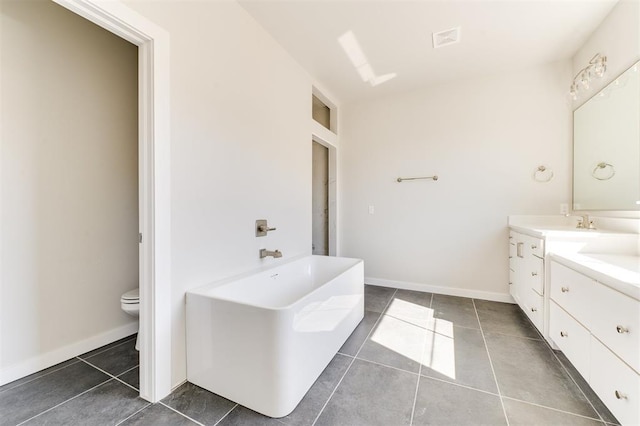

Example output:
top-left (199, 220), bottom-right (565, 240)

top-left (0, 322), bottom-right (138, 386)
top-left (365, 277), bottom-right (514, 304)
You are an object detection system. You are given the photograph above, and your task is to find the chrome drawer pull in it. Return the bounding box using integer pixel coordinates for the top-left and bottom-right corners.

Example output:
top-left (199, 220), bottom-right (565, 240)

top-left (561, 287), bottom-right (569, 293)
top-left (616, 325), bottom-right (629, 334)
top-left (531, 272), bottom-right (538, 276)
top-left (531, 307), bottom-right (537, 312)
top-left (531, 244), bottom-right (537, 249)
top-left (615, 390), bottom-right (627, 400)
top-left (560, 331), bottom-right (568, 337)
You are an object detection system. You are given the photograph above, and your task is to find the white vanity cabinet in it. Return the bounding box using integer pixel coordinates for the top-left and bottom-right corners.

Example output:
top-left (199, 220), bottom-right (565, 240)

top-left (550, 260), bottom-right (640, 426)
top-left (509, 230), bottom-right (545, 333)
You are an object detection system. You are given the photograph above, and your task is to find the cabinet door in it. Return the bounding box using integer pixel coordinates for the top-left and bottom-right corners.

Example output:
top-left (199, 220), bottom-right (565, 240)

top-left (590, 337), bottom-right (640, 426)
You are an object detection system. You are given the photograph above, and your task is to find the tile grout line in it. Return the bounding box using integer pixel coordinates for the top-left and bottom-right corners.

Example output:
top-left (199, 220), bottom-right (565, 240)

top-left (159, 402), bottom-right (206, 425)
top-left (80, 335), bottom-right (137, 361)
top-left (77, 357), bottom-right (124, 380)
top-left (353, 353), bottom-right (523, 401)
top-left (472, 298), bottom-right (510, 426)
top-left (484, 330), bottom-right (544, 342)
top-left (112, 375), bottom-right (142, 394)
top-left (15, 377), bottom-right (113, 425)
top-left (513, 309), bottom-right (609, 423)
top-left (77, 358), bottom-right (141, 394)
top-left (114, 403), bottom-right (152, 426)
top-left (0, 359), bottom-right (82, 395)
top-left (501, 395), bottom-right (607, 423)
top-left (409, 292), bottom-right (433, 426)
top-left (212, 403), bottom-right (238, 426)
top-left (310, 288), bottom-right (398, 426)
top-left (546, 346), bottom-right (608, 423)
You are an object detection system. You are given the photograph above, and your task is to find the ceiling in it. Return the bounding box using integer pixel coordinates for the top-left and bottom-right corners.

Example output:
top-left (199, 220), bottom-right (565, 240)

top-left (238, 0), bottom-right (618, 104)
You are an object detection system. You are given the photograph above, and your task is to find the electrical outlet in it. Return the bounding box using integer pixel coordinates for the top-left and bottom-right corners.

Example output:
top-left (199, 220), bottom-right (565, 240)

top-left (560, 203), bottom-right (569, 215)
top-left (368, 205), bottom-right (375, 215)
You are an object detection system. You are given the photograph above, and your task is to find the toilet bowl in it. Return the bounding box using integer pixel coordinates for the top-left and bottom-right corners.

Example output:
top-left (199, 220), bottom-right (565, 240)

top-left (121, 288), bottom-right (140, 351)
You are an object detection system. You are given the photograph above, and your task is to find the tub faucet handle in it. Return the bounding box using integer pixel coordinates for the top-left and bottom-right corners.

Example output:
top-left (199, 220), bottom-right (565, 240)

top-left (256, 219), bottom-right (277, 237)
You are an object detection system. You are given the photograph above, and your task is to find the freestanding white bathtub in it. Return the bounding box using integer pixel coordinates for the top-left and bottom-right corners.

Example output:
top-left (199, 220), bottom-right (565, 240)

top-left (186, 255), bottom-right (364, 418)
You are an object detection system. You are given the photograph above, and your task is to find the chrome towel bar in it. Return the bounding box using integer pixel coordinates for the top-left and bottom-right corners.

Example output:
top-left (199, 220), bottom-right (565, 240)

top-left (396, 175), bottom-right (438, 182)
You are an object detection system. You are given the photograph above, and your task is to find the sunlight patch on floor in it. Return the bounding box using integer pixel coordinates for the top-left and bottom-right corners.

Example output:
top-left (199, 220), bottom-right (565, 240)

top-left (369, 297), bottom-right (456, 379)
top-left (423, 319), bottom-right (456, 380)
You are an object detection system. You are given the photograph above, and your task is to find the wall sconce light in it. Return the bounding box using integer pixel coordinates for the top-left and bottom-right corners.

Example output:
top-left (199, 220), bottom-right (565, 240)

top-left (570, 53), bottom-right (607, 100)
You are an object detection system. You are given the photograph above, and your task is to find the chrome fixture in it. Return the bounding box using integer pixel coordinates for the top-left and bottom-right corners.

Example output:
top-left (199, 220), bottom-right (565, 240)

top-left (615, 390), bottom-right (628, 400)
top-left (576, 215), bottom-right (596, 230)
top-left (533, 165), bottom-right (553, 183)
top-left (592, 162), bottom-right (615, 181)
top-left (616, 325), bottom-right (629, 334)
top-left (256, 219), bottom-right (276, 237)
top-left (570, 53), bottom-right (607, 100)
top-left (396, 175), bottom-right (438, 182)
top-left (260, 249), bottom-right (282, 259)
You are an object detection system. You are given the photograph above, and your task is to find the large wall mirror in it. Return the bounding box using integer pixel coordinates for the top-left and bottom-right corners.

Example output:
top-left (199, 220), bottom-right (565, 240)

top-left (573, 60), bottom-right (640, 211)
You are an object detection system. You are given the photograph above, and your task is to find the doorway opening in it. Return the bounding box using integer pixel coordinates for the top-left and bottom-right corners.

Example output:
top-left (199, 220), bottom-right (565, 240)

top-left (312, 141), bottom-right (329, 255)
top-left (50, 0), bottom-right (172, 403)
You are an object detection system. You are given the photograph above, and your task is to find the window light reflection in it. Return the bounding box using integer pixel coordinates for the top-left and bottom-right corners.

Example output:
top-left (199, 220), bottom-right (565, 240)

top-left (370, 297), bottom-right (457, 380)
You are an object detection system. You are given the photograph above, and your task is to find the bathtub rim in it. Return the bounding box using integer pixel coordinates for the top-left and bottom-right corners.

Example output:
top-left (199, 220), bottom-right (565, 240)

top-left (186, 254), bottom-right (364, 312)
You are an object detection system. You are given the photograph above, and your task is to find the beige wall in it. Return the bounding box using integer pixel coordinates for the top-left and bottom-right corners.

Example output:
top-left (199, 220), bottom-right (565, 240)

top-left (1, 0), bottom-right (138, 381)
top-left (121, 0), bottom-right (314, 387)
top-left (572, 0), bottom-right (640, 108)
top-left (340, 61), bottom-right (573, 299)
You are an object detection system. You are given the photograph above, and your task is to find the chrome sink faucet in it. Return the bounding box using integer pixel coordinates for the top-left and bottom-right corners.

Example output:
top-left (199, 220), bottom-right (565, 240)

top-left (576, 214), bottom-right (596, 230)
top-left (260, 249), bottom-right (282, 259)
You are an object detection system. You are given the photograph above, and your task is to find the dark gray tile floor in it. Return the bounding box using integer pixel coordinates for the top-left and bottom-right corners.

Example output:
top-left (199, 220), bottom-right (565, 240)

top-left (0, 286), bottom-right (619, 426)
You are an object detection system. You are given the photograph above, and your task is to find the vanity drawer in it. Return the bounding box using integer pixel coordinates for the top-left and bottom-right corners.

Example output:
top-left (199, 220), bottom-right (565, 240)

top-left (521, 289), bottom-right (543, 333)
top-left (523, 235), bottom-right (544, 259)
top-left (590, 337), bottom-right (640, 426)
top-left (589, 283), bottom-right (640, 374)
top-left (527, 256), bottom-right (544, 295)
top-left (549, 301), bottom-right (590, 379)
top-left (550, 261), bottom-right (594, 327)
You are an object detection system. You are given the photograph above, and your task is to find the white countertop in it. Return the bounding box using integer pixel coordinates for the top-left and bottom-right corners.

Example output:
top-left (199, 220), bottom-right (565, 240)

top-left (549, 252), bottom-right (640, 301)
top-left (509, 224), bottom-right (623, 239)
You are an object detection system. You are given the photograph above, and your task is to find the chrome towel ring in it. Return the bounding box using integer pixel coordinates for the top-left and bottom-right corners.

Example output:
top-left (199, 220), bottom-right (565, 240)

top-left (592, 162), bottom-right (615, 180)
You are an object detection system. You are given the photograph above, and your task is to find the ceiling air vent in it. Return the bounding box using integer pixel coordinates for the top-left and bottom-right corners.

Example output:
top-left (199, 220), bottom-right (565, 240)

top-left (432, 27), bottom-right (461, 49)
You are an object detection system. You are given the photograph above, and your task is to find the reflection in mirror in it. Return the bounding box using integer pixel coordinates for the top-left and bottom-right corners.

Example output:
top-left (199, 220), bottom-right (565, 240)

top-left (573, 61), bottom-right (640, 211)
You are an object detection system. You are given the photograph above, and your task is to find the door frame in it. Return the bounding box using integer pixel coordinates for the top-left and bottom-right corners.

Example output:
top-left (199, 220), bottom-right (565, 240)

top-left (311, 140), bottom-right (330, 255)
top-left (311, 134), bottom-right (337, 256)
top-left (52, 0), bottom-right (172, 402)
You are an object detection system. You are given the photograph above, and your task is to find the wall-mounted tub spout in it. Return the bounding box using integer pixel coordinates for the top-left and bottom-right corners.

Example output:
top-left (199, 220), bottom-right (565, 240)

top-left (260, 249), bottom-right (282, 259)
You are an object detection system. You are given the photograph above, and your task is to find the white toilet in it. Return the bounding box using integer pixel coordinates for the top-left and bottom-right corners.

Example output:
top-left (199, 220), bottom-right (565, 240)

top-left (121, 288), bottom-right (140, 351)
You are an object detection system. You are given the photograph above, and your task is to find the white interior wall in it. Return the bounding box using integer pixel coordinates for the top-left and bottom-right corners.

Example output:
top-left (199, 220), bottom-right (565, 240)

top-left (121, 0), bottom-right (316, 387)
top-left (0, 0), bottom-right (139, 381)
top-left (572, 0), bottom-right (640, 109)
top-left (571, 0), bottom-right (640, 223)
top-left (339, 61), bottom-right (573, 300)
